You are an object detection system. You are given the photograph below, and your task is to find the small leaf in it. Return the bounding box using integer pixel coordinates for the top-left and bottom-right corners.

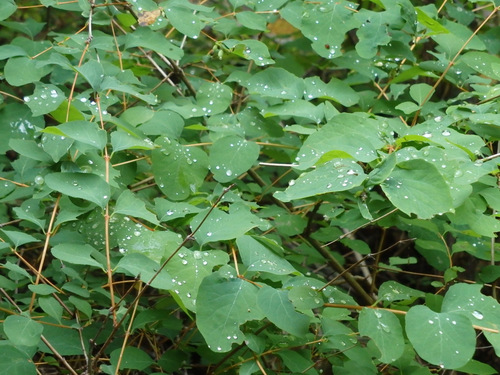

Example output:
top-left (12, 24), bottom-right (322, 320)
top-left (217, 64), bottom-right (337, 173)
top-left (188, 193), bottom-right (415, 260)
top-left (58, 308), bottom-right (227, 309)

top-left (125, 27), bottom-right (183, 60)
top-left (359, 308), bottom-right (404, 363)
top-left (113, 190), bottom-right (159, 225)
top-left (409, 83), bottom-right (434, 106)
top-left (209, 136), bottom-right (260, 183)
top-left (45, 172), bottom-right (110, 208)
top-left (224, 39), bottom-right (275, 66)
top-left (155, 198), bottom-right (203, 221)
top-left (51, 243), bottom-right (104, 268)
top-left (190, 205), bottom-right (266, 245)
top-left (377, 281), bottom-right (425, 302)
top-left (164, 5), bottom-right (203, 38)
top-left (39, 296), bottom-right (63, 323)
top-left (2, 229), bottom-right (40, 248)
top-left (406, 305), bottom-right (475, 369)
top-left (111, 130), bottom-right (156, 152)
top-left (236, 11), bottom-right (268, 31)
top-left (110, 346), bottom-right (154, 371)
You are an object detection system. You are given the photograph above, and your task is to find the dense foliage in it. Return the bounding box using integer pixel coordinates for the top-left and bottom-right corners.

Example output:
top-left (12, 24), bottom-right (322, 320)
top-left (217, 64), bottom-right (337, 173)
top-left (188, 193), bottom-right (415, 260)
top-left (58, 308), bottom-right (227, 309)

top-left (0, 0), bottom-right (499, 374)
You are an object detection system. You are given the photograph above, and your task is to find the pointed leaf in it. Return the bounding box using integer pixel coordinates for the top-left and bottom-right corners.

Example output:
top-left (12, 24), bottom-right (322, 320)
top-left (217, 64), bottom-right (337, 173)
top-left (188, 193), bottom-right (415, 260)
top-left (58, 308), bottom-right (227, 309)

top-left (45, 172), bottom-right (110, 208)
top-left (257, 286), bottom-right (310, 337)
top-left (359, 308), bottom-right (404, 363)
top-left (43, 121), bottom-right (107, 150)
top-left (125, 27), bottom-right (183, 60)
top-left (166, 248), bottom-right (229, 312)
top-left (113, 190), bottom-right (159, 225)
top-left (274, 159), bottom-right (365, 202)
top-left (4, 315), bottom-right (43, 347)
top-left (51, 243), bottom-right (104, 268)
top-left (196, 82), bottom-right (233, 115)
top-left (197, 268), bottom-right (264, 352)
top-left (236, 235), bottom-right (297, 275)
top-left (152, 137), bottom-right (208, 201)
top-left (24, 83), bottom-right (65, 116)
top-left (246, 67), bottom-right (304, 99)
top-left (116, 252), bottom-right (174, 290)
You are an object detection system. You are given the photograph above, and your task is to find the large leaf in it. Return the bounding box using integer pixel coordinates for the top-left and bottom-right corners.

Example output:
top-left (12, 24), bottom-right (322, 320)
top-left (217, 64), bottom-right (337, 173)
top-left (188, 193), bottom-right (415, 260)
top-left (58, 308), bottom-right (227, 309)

top-left (441, 283), bottom-right (500, 354)
top-left (24, 83), bottom-right (65, 116)
top-left (152, 137), bottom-right (209, 201)
top-left (165, 248), bottom-right (229, 312)
top-left (0, 0), bottom-right (16, 21)
top-left (4, 56), bottom-right (48, 86)
top-left (236, 235), bottom-right (297, 275)
top-left (257, 286), bottom-right (310, 337)
top-left (190, 204), bottom-right (267, 245)
top-left (51, 243), bottom-right (104, 269)
top-left (246, 67), bottom-right (304, 100)
top-left (381, 159), bottom-right (453, 219)
top-left (358, 308), bottom-right (404, 363)
top-left (406, 305), bottom-right (475, 369)
top-left (223, 39), bottom-right (275, 66)
top-left (197, 267), bottom-right (265, 352)
top-left (4, 315), bottom-right (43, 347)
top-left (274, 159), bottom-right (366, 202)
top-left (116, 253), bottom-right (174, 290)
top-left (293, 113), bottom-right (385, 170)
top-left (0, 344), bottom-right (36, 375)
top-left (209, 136), bottom-right (260, 182)
top-left (196, 82), bottom-right (233, 115)
top-left (45, 172), bottom-right (110, 208)
top-left (43, 121), bottom-right (107, 150)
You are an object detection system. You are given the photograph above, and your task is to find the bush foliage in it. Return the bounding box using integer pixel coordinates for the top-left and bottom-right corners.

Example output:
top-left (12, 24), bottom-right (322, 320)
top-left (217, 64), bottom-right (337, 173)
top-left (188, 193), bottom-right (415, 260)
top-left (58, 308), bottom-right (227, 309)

top-left (0, 0), bottom-right (499, 374)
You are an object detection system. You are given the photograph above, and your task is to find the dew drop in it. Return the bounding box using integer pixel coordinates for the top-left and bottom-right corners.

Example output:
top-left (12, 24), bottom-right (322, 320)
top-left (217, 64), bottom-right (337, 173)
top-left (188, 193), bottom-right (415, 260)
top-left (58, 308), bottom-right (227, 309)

top-left (472, 310), bottom-right (484, 320)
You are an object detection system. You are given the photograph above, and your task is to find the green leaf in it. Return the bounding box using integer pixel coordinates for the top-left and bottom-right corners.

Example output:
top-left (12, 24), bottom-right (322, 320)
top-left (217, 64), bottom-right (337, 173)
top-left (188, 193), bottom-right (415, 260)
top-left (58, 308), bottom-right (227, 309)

top-left (274, 159), bottom-right (366, 202)
top-left (264, 100), bottom-right (323, 124)
top-left (125, 27), bottom-right (183, 60)
top-left (415, 8), bottom-right (450, 35)
top-left (409, 83), bottom-right (434, 106)
top-left (24, 83), bottom-right (65, 116)
top-left (113, 190), bottom-right (159, 225)
top-left (293, 114), bottom-right (384, 170)
top-left (164, 5), bottom-right (204, 38)
top-left (155, 198), bottom-right (203, 221)
top-left (224, 39), bottom-right (275, 66)
top-left (406, 305), bottom-right (475, 369)
top-left (190, 205), bottom-right (266, 245)
top-left (165, 248), bottom-right (229, 312)
top-left (246, 67), bottom-right (304, 99)
top-left (152, 137), bottom-right (209, 200)
top-left (9, 139), bottom-right (52, 162)
top-left (2, 229), bottom-right (40, 248)
top-left (381, 159), bottom-right (453, 219)
top-left (28, 284), bottom-right (56, 295)
top-left (257, 286), bottom-right (310, 337)
top-left (355, 10), bottom-right (392, 58)
top-left (45, 172), bottom-right (110, 208)
top-left (460, 51), bottom-right (500, 80)
top-left (236, 235), bottom-right (297, 275)
top-left (197, 267), bottom-right (265, 352)
top-left (111, 130), bottom-right (156, 152)
top-left (304, 77), bottom-right (359, 107)
top-left (40, 133), bottom-right (74, 162)
top-left (209, 136), bottom-right (260, 182)
top-left (110, 346), bottom-right (154, 371)
top-left (377, 281), bottom-right (425, 302)
top-left (38, 296), bottom-right (63, 323)
top-left (116, 253), bottom-right (174, 290)
top-left (51, 243), bottom-right (104, 268)
top-left (0, 0), bottom-right (16, 21)
top-left (196, 82), bottom-right (233, 115)
top-left (0, 344), bottom-right (36, 375)
top-left (43, 121), bottom-right (107, 150)
top-left (358, 308), bottom-right (404, 363)
top-left (287, 0), bottom-right (359, 59)
top-left (4, 315), bottom-right (43, 347)
top-left (236, 11), bottom-right (268, 31)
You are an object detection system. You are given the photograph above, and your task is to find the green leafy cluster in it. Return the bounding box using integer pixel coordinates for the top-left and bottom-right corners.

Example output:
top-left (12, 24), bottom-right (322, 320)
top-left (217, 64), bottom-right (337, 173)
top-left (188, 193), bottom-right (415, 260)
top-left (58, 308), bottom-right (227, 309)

top-left (0, 0), bottom-right (499, 374)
